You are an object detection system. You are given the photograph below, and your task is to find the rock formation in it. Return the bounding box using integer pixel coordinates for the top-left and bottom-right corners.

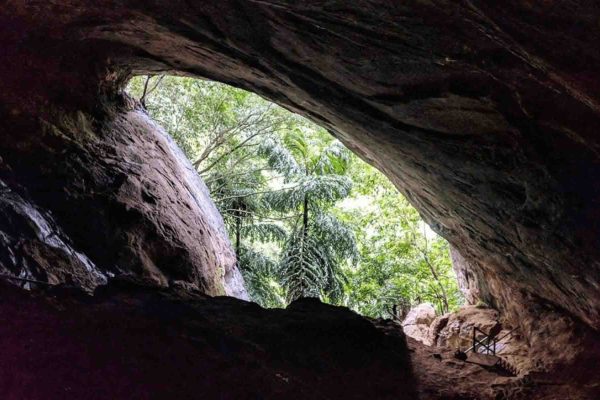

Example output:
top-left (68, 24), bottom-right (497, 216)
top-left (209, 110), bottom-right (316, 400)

top-left (0, 178), bottom-right (107, 291)
top-left (0, 282), bottom-right (418, 400)
top-left (3, 0), bottom-right (600, 329)
top-left (402, 303), bottom-right (437, 345)
top-left (1, 0), bottom-right (600, 394)
top-left (0, 96), bottom-right (246, 297)
top-left (427, 306), bottom-right (530, 372)
top-left (449, 246), bottom-right (483, 306)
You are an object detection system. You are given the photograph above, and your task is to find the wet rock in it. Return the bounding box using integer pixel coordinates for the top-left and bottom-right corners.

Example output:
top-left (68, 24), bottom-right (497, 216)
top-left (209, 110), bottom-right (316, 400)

top-left (0, 179), bottom-right (106, 291)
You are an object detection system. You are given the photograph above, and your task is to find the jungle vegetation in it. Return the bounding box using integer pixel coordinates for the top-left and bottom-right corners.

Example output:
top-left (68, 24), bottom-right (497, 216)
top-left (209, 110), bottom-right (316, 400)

top-left (128, 76), bottom-right (462, 317)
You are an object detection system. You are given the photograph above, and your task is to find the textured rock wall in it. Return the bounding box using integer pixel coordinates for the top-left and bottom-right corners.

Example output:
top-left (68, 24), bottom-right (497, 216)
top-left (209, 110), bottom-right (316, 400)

top-left (0, 95), bottom-right (246, 297)
top-left (427, 306), bottom-right (534, 374)
top-left (0, 178), bottom-right (107, 291)
top-left (449, 246), bottom-right (483, 306)
top-left (1, 0), bottom-right (600, 345)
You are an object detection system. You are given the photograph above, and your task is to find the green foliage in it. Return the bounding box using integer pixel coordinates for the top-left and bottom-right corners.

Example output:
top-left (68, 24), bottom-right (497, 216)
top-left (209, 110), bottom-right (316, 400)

top-left (241, 223), bottom-right (287, 243)
top-left (127, 75), bottom-right (462, 316)
top-left (238, 246), bottom-right (286, 308)
top-left (338, 159), bottom-right (463, 317)
top-left (260, 128), bottom-right (357, 303)
top-left (475, 300), bottom-right (489, 309)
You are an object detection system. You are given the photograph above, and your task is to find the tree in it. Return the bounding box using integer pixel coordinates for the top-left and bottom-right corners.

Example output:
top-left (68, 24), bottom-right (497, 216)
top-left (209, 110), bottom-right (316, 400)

top-left (265, 130), bottom-right (358, 303)
top-left (338, 157), bottom-right (462, 317)
top-left (127, 75), bottom-right (460, 313)
top-left (238, 246), bottom-right (286, 308)
top-left (128, 76), bottom-right (294, 177)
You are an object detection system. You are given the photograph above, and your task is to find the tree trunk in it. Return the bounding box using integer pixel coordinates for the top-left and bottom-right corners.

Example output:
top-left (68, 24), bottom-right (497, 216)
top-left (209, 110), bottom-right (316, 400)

top-left (298, 195), bottom-right (310, 296)
top-left (423, 252), bottom-right (450, 314)
top-left (302, 196), bottom-right (309, 239)
top-left (235, 211), bottom-right (242, 259)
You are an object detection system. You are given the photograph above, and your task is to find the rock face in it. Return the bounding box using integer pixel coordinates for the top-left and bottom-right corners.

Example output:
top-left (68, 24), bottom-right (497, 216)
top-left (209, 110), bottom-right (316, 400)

top-left (449, 246), bottom-right (483, 306)
top-left (429, 306), bottom-right (503, 350)
top-left (1, 0), bottom-right (600, 377)
top-left (428, 305), bottom-right (533, 375)
top-left (403, 303), bottom-right (533, 374)
top-left (402, 303), bottom-right (436, 345)
top-left (0, 179), bottom-right (107, 291)
top-left (0, 99), bottom-right (246, 297)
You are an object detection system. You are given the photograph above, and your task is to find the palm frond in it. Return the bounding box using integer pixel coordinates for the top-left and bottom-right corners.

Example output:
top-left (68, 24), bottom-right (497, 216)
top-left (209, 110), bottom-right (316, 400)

top-left (304, 175), bottom-right (352, 205)
top-left (312, 211), bottom-right (359, 263)
top-left (314, 140), bottom-right (352, 175)
top-left (278, 228), bottom-right (348, 303)
top-left (264, 175), bottom-right (352, 212)
top-left (257, 137), bottom-right (301, 177)
top-left (241, 223), bottom-right (287, 243)
top-left (238, 246), bottom-right (286, 308)
top-left (283, 129), bottom-right (309, 161)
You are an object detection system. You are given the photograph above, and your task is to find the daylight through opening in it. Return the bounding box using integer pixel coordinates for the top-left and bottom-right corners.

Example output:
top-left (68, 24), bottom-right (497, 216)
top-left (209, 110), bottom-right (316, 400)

top-left (127, 75), bottom-right (464, 319)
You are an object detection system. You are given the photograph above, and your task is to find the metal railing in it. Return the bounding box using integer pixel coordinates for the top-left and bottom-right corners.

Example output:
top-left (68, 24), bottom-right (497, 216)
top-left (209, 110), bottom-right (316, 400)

top-left (467, 327), bottom-right (497, 355)
top-left (465, 326), bottom-right (518, 355)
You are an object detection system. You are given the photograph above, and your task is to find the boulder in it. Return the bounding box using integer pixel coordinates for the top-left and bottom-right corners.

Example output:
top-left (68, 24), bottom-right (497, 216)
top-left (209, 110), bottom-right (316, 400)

top-left (0, 104), bottom-right (247, 298)
top-left (428, 305), bottom-right (533, 374)
top-left (429, 305), bottom-right (501, 351)
top-left (402, 303), bottom-right (436, 345)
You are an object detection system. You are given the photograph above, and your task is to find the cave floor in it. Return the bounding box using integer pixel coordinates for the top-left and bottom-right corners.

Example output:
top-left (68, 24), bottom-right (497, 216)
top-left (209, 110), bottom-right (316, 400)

top-left (408, 337), bottom-right (525, 399)
top-left (0, 282), bottom-right (596, 400)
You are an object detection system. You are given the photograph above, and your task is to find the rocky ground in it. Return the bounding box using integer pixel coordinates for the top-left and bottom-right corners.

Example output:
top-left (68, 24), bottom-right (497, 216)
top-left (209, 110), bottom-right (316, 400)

top-left (399, 303), bottom-right (600, 399)
top-left (0, 281), bottom-right (418, 400)
top-left (2, 281), bottom-right (598, 399)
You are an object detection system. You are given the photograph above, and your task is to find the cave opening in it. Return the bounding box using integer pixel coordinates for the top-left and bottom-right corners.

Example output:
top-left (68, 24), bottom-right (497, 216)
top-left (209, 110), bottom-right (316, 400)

top-left (1, 1), bottom-right (600, 397)
top-left (125, 74), bottom-right (464, 318)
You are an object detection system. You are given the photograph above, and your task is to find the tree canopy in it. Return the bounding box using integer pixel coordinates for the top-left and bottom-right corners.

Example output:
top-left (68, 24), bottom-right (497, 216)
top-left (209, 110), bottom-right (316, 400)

top-left (128, 75), bottom-right (462, 316)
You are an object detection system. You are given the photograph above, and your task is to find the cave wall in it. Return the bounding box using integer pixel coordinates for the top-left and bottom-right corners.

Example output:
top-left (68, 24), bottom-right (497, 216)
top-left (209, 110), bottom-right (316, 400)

top-left (0, 178), bottom-right (107, 291)
top-left (0, 91), bottom-right (246, 297)
top-left (1, 0), bottom-right (600, 341)
top-left (449, 246), bottom-right (483, 306)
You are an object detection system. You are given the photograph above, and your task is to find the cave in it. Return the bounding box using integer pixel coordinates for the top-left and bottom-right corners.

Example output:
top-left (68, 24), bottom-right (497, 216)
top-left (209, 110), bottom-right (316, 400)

top-left (1, 1), bottom-right (599, 399)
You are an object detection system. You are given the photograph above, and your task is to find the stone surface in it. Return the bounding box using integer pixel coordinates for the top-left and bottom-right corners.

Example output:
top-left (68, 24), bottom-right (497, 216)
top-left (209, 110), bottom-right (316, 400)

top-left (430, 306), bottom-right (501, 350)
top-left (0, 99), bottom-right (246, 298)
top-left (0, 282), bottom-right (417, 400)
top-left (0, 179), bottom-right (107, 291)
top-left (449, 246), bottom-right (482, 305)
top-left (402, 303), bottom-right (436, 345)
top-left (428, 305), bottom-right (534, 374)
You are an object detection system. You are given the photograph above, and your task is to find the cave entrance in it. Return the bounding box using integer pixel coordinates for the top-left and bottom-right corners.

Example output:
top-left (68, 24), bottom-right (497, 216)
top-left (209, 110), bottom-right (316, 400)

top-left (126, 75), bottom-right (463, 318)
